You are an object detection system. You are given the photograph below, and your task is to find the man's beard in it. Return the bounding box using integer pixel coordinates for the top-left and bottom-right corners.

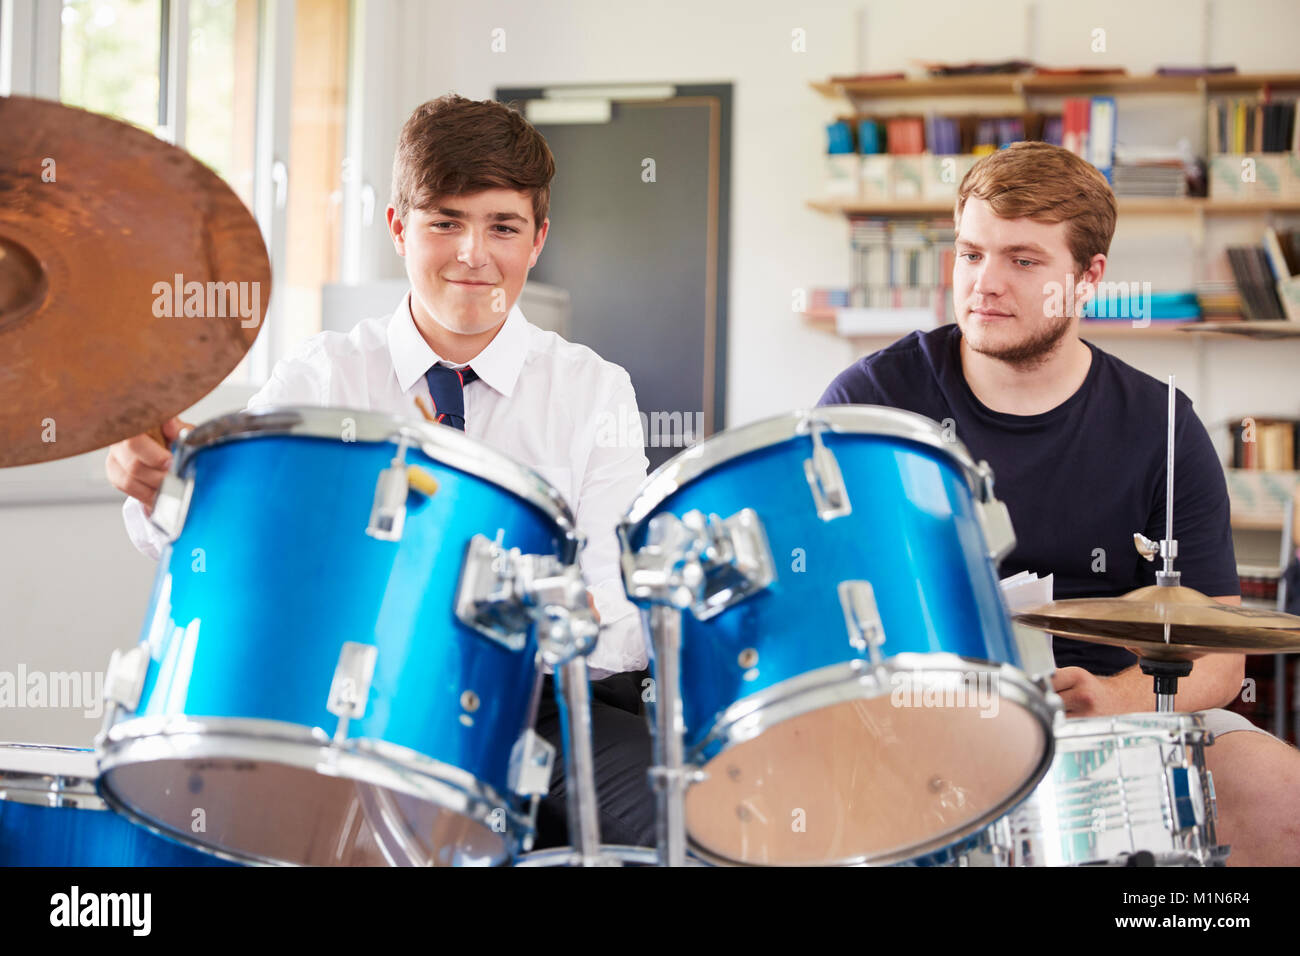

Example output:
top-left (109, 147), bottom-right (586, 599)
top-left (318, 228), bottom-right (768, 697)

top-left (959, 309), bottom-right (1074, 369)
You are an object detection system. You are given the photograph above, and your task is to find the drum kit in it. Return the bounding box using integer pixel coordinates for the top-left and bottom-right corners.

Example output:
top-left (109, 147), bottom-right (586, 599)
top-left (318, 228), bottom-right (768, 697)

top-left (4, 97), bottom-right (1300, 868)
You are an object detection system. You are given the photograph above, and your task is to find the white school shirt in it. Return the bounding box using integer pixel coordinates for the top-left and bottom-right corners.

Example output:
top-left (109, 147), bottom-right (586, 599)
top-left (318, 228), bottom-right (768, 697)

top-left (122, 292), bottom-right (652, 677)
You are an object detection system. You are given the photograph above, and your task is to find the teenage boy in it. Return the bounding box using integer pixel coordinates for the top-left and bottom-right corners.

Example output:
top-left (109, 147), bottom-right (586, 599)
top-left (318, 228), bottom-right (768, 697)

top-left (107, 94), bottom-right (656, 851)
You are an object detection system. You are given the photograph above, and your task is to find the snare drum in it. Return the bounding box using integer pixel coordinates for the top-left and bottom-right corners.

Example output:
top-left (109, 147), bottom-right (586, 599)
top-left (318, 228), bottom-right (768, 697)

top-left (98, 406), bottom-right (585, 866)
top-left (986, 712), bottom-right (1227, 866)
top-left (620, 407), bottom-right (1057, 866)
top-left (0, 743), bottom-right (233, 866)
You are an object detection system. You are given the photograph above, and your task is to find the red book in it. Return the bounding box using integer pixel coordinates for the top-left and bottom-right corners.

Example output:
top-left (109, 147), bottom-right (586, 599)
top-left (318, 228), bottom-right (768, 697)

top-left (1062, 98), bottom-right (1091, 159)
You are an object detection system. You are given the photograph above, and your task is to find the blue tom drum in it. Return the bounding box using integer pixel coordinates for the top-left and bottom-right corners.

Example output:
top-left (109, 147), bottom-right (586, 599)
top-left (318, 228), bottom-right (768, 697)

top-left (620, 406), bottom-right (1057, 866)
top-left (97, 406), bottom-right (588, 866)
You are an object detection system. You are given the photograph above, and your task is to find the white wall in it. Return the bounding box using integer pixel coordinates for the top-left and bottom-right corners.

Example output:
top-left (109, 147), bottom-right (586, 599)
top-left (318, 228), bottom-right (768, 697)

top-left (353, 0), bottom-right (1300, 443)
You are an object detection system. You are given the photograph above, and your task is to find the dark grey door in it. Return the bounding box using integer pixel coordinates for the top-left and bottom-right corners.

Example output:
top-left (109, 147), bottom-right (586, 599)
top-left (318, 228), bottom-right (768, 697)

top-left (496, 86), bottom-right (731, 471)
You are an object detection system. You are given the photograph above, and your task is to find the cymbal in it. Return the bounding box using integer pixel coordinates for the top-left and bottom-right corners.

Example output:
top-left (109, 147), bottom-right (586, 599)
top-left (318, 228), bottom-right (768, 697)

top-left (0, 96), bottom-right (269, 468)
top-left (1014, 585), bottom-right (1300, 659)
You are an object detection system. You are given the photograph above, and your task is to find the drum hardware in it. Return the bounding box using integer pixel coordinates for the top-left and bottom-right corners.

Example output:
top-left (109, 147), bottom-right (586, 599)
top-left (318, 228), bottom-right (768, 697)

top-left (367, 432), bottom-right (416, 541)
top-left (456, 532), bottom-right (599, 658)
top-left (838, 580), bottom-right (886, 661)
top-left (973, 462), bottom-right (1017, 563)
top-left (150, 473), bottom-right (195, 542)
top-left (554, 657), bottom-right (613, 865)
top-left (620, 514), bottom-right (708, 609)
top-left (326, 642), bottom-right (378, 745)
top-left (620, 505), bottom-right (774, 866)
top-left (507, 729), bottom-right (556, 829)
top-left (513, 844), bottom-right (704, 867)
top-left (646, 604), bottom-right (703, 869)
top-left (621, 509), bottom-right (775, 621)
top-left (101, 644), bottom-right (151, 737)
top-left (801, 418), bottom-right (852, 520)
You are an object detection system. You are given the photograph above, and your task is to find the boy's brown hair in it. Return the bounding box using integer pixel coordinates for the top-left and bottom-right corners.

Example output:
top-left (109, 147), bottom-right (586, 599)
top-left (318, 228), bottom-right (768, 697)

top-left (955, 141), bottom-right (1117, 274)
top-left (391, 94), bottom-right (555, 232)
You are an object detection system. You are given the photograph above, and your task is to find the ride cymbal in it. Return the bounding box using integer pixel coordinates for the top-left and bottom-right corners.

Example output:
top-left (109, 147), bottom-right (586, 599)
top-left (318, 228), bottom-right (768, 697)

top-left (1014, 584), bottom-right (1300, 660)
top-left (0, 96), bottom-right (269, 467)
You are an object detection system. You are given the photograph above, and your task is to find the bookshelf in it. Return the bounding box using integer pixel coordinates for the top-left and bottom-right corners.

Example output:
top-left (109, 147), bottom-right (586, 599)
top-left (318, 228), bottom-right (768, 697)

top-left (802, 313), bottom-right (1300, 343)
top-left (801, 311), bottom-right (1211, 341)
top-left (806, 69), bottom-right (1300, 345)
top-left (811, 72), bottom-right (1300, 102)
top-left (808, 198), bottom-right (1300, 216)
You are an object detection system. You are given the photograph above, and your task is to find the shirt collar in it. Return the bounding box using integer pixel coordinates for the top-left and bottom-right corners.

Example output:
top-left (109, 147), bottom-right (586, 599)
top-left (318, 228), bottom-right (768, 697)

top-left (388, 290), bottom-right (528, 398)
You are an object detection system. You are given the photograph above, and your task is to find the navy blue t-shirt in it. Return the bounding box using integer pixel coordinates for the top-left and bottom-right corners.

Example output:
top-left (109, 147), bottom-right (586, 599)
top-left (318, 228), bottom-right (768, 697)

top-left (817, 324), bottom-right (1240, 676)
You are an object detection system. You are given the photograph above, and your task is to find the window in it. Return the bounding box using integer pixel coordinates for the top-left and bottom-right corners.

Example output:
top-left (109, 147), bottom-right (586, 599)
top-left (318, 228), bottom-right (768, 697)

top-left (59, 0), bottom-right (162, 132)
top-left (43, 0), bottom-right (354, 389)
top-left (185, 0), bottom-right (258, 209)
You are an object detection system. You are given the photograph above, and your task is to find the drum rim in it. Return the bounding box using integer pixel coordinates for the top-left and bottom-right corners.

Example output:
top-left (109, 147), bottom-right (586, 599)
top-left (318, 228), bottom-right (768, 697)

top-left (680, 653), bottom-right (1058, 867)
top-left (1050, 711), bottom-right (1212, 744)
top-left (97, 715), bottom-right (530, 867)
top-left (620, 405), bottom-right (993, 532)
top-left (172, 405), bottom-right (579, 539)
top-left (0, 742), bottom-right (104, 808)
top-left (512, 845), bottom-right (704, 867)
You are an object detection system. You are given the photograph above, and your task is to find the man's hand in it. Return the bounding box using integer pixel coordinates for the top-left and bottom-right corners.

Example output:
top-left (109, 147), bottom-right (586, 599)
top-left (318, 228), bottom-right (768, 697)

top-left (1054, 651), bottom-right (1245, 717)
top-left (104, 416), bottom-right (193, 515)
top-left (1051, 666), bottom-right (1151, 717)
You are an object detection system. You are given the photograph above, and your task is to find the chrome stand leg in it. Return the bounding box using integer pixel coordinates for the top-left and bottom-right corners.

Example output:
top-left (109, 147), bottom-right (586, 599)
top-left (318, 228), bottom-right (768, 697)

top-left (555, 656), bottom-right (605, 866)
top-left (649, 605), bottom-right (689, 867)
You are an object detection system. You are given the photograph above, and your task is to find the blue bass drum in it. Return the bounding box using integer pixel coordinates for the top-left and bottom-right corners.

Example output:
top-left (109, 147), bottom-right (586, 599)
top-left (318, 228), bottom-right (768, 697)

top-left (0, 743), bottom-right (234, 866)
top-left (620, 407), bottom-right (1057, 866)
top-left (98, 407), bottom-right (580, 866)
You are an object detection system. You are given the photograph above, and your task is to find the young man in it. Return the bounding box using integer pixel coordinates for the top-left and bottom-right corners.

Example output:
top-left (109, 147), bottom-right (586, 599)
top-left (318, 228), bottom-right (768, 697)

top-left (818, 140), bottom-right (1300, 866)
top-left (106, 94), bottom-right (655, 852)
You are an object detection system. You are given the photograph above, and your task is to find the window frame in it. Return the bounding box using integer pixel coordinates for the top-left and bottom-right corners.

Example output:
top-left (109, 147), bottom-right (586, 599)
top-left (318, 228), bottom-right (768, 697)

top-left (0, 0), bottom-right (356, 389)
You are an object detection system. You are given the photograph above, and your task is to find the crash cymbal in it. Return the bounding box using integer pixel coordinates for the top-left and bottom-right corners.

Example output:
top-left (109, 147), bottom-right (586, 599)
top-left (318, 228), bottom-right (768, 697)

top-left (1014, 584), bottom-right (1300, 659)
top-left (0, 96), bottom-right (268, 467)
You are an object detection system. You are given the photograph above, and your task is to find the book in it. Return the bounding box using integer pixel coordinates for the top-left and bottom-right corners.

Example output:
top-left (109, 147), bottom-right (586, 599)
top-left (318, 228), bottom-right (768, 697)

top-left (1062, 98), bottom-right (1090, 160)
top-left (1089, 97), bottom-right (1117, 181)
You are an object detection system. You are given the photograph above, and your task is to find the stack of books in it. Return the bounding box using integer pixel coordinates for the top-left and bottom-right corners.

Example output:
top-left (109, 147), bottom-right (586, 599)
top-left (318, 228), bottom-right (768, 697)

top-left (1227, 228), bottom-right (1300, 321)
top-left (847, 217), bottom-right (955, 321)
top-left (1230, 418), bottom-right (1299, 470)
top-left (972, 116), bottom-right (1026, 154)
top-left (1112, 162), bottom-right (1188, 197)
top-left (1207, 98), bottom-right (1298, 154)
top-left (1195, 279), bottom-right (1243, 320)
top-left (1061, 96), bottom-right (1117, 181)
top-left (1228, 246), bottom-right (1288, 319)
top-left (809, 288), bottom-right (851, 310)
top-left (1112, 145), bottom-right (1191, 197)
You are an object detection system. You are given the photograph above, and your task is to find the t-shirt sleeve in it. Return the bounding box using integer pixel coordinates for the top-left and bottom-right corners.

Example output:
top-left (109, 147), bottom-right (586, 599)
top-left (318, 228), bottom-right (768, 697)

top-left (1141, 403), bottom-right (1239, 597)
top-left (817, 360), bottom-right (883, 407)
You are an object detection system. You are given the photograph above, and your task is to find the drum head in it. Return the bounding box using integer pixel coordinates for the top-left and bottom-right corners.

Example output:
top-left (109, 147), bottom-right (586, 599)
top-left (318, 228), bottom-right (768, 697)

top-left (683, 662), bottom-right (1053, 866)
top-left (101, 756), bottom-right (511, 867)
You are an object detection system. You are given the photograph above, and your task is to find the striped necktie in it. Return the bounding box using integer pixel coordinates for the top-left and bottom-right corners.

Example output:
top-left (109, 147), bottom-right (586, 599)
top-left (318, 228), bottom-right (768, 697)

top-left (423, 364), bottom-right (479, 431)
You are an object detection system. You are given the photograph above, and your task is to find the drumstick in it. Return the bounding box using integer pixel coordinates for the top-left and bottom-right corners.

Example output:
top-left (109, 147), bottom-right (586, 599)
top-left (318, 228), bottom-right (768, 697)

top-left (145, 424), bottom-right (170, 450)
top-left (413, 396), bottom-right (438, 423)
top-left (406, 466), bottom-right (440, 497)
